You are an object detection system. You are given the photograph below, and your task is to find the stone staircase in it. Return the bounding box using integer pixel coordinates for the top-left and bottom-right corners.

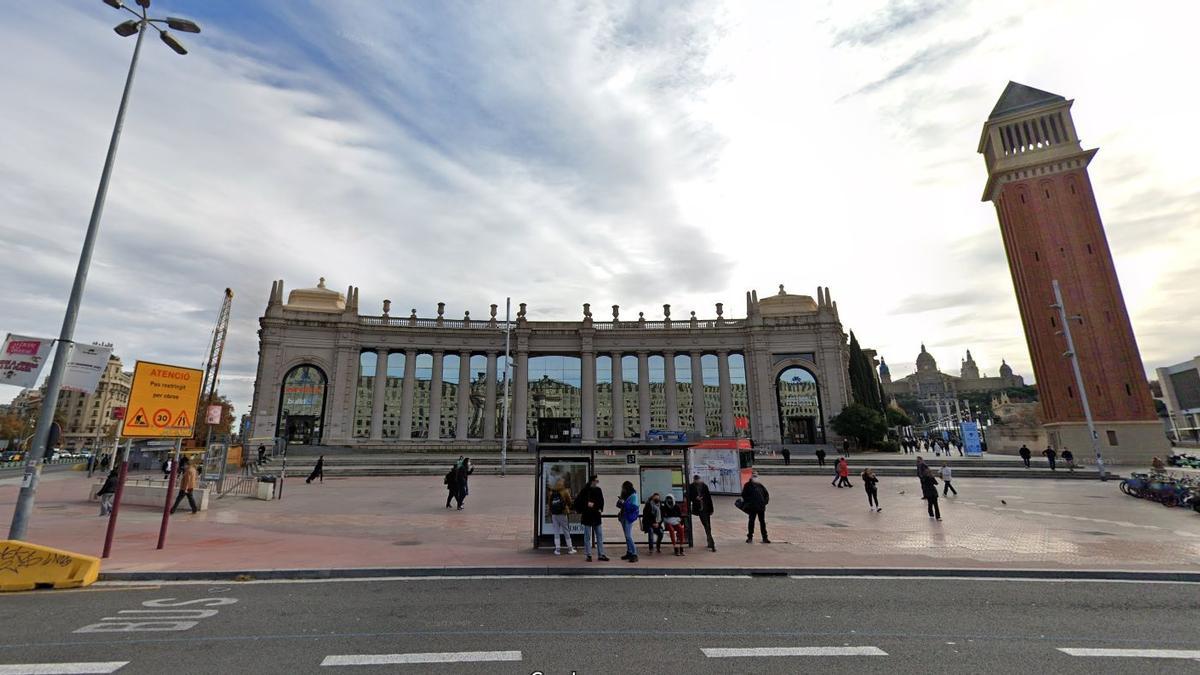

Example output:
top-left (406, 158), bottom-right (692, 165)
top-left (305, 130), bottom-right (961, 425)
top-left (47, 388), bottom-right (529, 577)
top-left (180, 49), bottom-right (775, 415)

top-left (271, 448), bottom-right (1117, 480)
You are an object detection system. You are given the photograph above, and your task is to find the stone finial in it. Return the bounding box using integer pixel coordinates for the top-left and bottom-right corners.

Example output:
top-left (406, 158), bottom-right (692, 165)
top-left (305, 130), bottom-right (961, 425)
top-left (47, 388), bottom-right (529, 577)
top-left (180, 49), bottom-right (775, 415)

top-left (612, 304), bottom-right (620, 321)
top-left (778, 284), bottom-right (786, 295)
top-left (663, 304), bottom-right (671, 319)
top-left (583, 303), bottom-right (592, 318)
top-left (463, 310), bottom-right (471, 328)
top-left (715, 302), bottom-right (724, 317)
top-left (518, 302), bottom-right (527, 319)
top-left (382, 299), bottom-right (391, 316)
top-left (436, 302), bottom-right (445, 318)
top-left (638, 311), bottom-right (645, 325)
top-left (410, 308), bottom-right (417, 318)
top-left (318, 277), bottom-right (326, 289)
top-left (689, 310), bottom-right (698, 328)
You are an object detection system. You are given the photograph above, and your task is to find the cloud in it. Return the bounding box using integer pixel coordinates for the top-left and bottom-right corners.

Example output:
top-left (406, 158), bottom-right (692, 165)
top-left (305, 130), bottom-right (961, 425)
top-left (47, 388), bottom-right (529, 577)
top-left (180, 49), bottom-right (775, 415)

top-left (832, 0), bottom-right (961, 47)
top-left (841, 35), bottom-right (985, 99)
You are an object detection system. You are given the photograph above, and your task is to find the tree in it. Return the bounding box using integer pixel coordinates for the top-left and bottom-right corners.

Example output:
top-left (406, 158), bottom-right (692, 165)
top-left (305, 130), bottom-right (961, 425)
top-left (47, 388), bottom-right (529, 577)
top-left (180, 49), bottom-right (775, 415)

top-left (831, 403), bottom-right (888, 448)
top-left (886, 407), bottom-right (912, 428)
top-left (847, 332), bottom-right (881, 412)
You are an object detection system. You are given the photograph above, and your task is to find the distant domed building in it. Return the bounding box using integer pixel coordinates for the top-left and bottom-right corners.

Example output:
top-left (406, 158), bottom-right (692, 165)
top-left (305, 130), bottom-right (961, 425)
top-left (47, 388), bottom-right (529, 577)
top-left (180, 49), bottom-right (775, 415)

top-left (881, 345), bottom-right (1024, 401)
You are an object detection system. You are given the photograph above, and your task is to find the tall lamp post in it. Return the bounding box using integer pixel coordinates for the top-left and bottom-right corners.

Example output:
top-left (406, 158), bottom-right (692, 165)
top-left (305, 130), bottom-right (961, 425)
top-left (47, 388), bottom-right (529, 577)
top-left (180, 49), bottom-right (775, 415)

top-left (1051, 279), bottom-right (1107, 481)
top-left (8, 0), bottom-right (201, 541)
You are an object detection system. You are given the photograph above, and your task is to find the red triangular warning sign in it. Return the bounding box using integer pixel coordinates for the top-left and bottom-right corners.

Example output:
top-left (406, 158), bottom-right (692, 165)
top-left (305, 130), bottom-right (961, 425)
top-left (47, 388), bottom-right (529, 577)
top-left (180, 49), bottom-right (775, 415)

top-left (127, 407), bottom-right (150, 428)
top-left (172, 411), bottom-right (190, 428)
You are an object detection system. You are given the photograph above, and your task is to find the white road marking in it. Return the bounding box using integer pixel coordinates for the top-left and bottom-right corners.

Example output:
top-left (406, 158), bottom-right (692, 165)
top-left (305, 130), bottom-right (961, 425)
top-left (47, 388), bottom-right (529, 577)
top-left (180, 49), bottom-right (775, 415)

top-left (96, 575), bottom-right (752, 587)
top-left (321, 651), bottom-right (522, 666)
top-left (0, 663), bottom-right (128, 674)
top-left (789, 575), bottom-right (1200, 585)
top-left (1058, 648), bottom-right (1200, 659)
top-left (702, 647), bottom-right (887, 657)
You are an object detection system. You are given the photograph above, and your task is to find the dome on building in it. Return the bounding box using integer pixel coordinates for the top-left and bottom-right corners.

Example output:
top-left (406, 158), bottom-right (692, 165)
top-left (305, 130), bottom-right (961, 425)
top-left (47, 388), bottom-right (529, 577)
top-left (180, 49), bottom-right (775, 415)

top-left (758, 284), bottom-right (818, 316)
top-left (999, 359), bottom-right (1013, 378)
top-left (286, 277), bottom-right (346, 312)
top-left (916, 343), bottom-right (938, 373)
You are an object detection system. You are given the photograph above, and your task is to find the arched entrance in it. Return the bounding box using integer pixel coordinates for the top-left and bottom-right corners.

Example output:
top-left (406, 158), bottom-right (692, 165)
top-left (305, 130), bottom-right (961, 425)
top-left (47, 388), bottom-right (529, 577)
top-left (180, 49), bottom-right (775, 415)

top-left (278, 364), bottom-right (328, 445)
top-left (776, 366), bottom-right (824, 444)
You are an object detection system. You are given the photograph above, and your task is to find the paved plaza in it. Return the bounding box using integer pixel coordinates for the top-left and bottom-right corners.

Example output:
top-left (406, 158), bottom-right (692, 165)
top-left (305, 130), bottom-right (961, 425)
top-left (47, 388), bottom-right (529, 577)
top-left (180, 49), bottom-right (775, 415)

top-left (3, 466), bottom-right (1198, 576)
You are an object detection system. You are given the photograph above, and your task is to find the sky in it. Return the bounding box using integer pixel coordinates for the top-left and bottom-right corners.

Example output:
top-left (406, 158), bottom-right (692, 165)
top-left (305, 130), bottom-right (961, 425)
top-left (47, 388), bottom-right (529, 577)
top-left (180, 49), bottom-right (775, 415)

top-left (2, 0), bottom-right (1197, 419)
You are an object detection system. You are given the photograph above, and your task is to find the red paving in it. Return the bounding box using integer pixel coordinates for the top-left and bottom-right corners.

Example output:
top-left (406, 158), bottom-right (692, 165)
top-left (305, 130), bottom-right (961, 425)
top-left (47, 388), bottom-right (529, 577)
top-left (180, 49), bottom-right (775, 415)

top-left (3, 469), bottom-right (1199, 574)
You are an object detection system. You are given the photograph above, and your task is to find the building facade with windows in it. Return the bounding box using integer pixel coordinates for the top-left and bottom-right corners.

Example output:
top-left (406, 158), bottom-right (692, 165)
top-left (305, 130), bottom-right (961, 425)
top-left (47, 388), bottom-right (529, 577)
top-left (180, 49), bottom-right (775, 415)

top-left (1156, 356), bottom-right (1200, 444)
top-left (249, 279), bottom-right (852, 449)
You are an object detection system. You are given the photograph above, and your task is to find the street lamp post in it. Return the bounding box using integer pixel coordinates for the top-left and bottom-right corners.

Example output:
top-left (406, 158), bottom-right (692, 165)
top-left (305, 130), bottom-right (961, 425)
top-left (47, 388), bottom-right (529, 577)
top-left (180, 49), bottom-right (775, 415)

top-left (7, 0), bottom-right (201, 541)
top-left (1051, 279), bottom-right (1106, 481)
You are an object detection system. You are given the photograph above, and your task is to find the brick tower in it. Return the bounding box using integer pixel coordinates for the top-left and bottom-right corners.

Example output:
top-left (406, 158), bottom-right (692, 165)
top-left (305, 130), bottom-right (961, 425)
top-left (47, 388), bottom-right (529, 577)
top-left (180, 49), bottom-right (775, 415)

top-left (978, 82), bottom-right (1166, 463)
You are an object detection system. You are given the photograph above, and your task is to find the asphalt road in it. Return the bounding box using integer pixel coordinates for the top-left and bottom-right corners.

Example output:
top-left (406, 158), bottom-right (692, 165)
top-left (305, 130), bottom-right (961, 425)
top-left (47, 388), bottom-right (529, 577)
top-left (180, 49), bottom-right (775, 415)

top-left (1, 576), bottom-right (1198, 674)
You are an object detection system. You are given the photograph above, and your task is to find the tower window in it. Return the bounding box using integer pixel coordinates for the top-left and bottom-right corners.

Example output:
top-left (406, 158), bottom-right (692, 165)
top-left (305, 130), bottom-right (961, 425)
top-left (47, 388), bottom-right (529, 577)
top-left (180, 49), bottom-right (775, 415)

top-left (1033, 251), bottom-right (1040, 261)
top-left (1105, 311), bottom-right (1111, 323)
top-left (1086, 243), bottom-right (1093, 254)
top-left (1067, 385), bottom-right (1074, 399)
top-left (1044, 189), bottom-right (1050, 199)
top-left (1125, 383), bottom-right (1132, 396)
top-left (1106, 430), bottom-right (1119, 446)
top-left (1050, 316), bottom-right (1056, 327)
top-left (1060, 247), bottom-right (1065, 256)
top-left (1020, 193), bottom-right (1026, 204)
top-left (1070, 184), bottom-right (1077, 195)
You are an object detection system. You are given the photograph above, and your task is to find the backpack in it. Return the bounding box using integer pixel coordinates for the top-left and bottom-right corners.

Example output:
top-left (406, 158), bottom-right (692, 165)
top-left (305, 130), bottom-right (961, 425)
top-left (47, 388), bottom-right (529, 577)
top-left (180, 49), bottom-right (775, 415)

top-left (444, 469), bottom-right (455, 486)
top-left (549, 491), bottom-right (565, 515)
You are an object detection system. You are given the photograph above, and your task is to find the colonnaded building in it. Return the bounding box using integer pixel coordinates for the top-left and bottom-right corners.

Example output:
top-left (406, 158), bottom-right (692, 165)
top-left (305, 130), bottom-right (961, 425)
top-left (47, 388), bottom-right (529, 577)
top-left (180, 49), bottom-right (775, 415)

top-left (248, 279), bottom-right (853, 450)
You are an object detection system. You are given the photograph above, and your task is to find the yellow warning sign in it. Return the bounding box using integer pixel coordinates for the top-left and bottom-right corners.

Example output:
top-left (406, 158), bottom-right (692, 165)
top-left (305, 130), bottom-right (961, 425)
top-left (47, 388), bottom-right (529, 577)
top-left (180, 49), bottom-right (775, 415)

top-left (121, 361), bottom-right (204, 438)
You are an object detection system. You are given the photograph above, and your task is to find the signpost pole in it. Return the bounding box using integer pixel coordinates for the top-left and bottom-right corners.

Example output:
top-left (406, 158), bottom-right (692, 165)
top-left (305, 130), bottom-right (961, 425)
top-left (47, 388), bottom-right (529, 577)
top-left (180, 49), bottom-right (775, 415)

top-left (155, 438), bottom-right (181, 550)
top-left (102, 440), bottom-right (131, 559)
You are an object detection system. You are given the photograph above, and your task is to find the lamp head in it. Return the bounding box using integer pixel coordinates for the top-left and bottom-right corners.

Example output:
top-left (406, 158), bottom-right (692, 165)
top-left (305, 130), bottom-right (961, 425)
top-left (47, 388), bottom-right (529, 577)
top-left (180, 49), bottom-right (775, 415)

top-left (113, 19), bottom-right (139, 37)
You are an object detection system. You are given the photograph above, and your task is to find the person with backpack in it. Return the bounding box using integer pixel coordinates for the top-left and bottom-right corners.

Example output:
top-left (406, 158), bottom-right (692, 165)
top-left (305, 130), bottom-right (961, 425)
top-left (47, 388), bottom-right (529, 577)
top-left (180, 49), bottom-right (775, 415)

top-left (616, 481), bottom-right (640, 562)
top-left (661, 495), bottom-right (687, 556)
top-left (687, 474), bottom-right (716, 552)
top-left (920, 466), bottom-right (941, 521)
top-left (740, 472), bottom-right (770, 544)
top-left (548, 479), bottom-right (576, 555)
top-left (575, 475), bottom-right (609, 562)
top-left (454, 457), bottom-right (474, 510)
top-left (641, 492), bottom-right (664, 554)
top-left (444, 466), bottom-right (458, 508)
top-left (862, 468), bottom-right (881, 512)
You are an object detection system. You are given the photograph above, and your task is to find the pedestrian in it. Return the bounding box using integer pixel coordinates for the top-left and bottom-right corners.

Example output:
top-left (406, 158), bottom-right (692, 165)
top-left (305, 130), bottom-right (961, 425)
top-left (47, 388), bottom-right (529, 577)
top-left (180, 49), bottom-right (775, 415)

top-left (454, 457), bottom-right (475, 510)
top-left (661, 495), bottom-right (687, 556)
top-left (957, 440), bottom-right (965, 457)
top-left (443, 465), bottom-right (458, 508)
top-left (940, 463), bottom-right (957, 496)
top-left (548, 479), bottom-right (576, 555)
top-left (169, 458), bottom-right (199, 515)
top-left (87, 453), bottom-right (96, 476)
top-left (616, 481), bottom-right (640, 562)
top-left (741, 472), bottom-right (770, 543)
top-left (575, 475), bottom-right (609, 562)
top-left (257, 444), bottom-right (267, 465)
top-left (162, 457), bottom-right (172, 479)
top-left (842, 438), bottom-right (851, 456)
top-left (1062, 449), bottom-right (1075, 471)
top-left (1042, 446), bottom-right (1057, 471)
top-left (96, 468), bottom-right (119, 516)
top-left (687, 474), bottom-right (716, 552)
top-left (836, 456), bottom-right (852, 488)
top-left (815, 447), bottom-right (826, 467)
top-left (641, 492), bottom-right (664, 554)
top-left (915, 456), bottom-right (927, 478)
top-left (781, 447), bottom-right (791, 466)
top-left (920, 467), bottom-right (941, 521)
top-left (100, 453), bottom-right (111, 471)
top-left (1151, 455), bottom-right (1166, 474)
top-left (1018, 444), bottom-right (1032, 468)
top-left (305, 454), bottom-right (324, 484)
top-left (862, 468), bottom-right (881, 512)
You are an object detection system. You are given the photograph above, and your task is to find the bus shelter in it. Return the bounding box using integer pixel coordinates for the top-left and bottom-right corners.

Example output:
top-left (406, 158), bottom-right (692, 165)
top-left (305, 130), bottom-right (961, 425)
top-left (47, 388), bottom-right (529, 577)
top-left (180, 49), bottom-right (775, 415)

top-left (533, 447), bottom-right (595, 548)
top-left (686, 437), bottom-right (755, 495)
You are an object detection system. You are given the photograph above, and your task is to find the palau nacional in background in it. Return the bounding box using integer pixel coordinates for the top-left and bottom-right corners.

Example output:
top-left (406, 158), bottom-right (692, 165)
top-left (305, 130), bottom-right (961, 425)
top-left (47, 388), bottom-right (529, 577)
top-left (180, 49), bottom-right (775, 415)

top-left (248, 280), bottom-right (852, 452)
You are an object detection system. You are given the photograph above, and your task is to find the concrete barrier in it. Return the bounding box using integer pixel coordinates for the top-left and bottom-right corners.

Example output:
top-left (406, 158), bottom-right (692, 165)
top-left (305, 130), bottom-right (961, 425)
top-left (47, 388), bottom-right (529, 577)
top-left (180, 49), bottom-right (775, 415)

top-left (0, 540), bottom-right (100, 592)
top-left (88, 479), bottom-right (210, 512)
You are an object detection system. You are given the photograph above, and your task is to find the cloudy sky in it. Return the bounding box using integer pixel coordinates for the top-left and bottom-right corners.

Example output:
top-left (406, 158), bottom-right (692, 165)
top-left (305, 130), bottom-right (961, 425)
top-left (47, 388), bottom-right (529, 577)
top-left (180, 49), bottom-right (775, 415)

top-left (2, 0), bottom-right (1197, 418)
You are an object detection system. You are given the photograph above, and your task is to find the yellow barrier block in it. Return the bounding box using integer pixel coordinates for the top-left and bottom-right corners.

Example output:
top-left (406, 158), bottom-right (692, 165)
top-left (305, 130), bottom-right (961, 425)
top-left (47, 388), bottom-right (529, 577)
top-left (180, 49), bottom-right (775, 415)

top-left (0, 540), bottom-right (100, 592)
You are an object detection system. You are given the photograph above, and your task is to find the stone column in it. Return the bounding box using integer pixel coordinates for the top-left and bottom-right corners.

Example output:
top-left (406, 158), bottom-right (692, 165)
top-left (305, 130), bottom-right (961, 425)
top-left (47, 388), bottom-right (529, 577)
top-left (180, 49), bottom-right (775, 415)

top-left (512, 350), bottom-right (529, 442)
top-left (611, 351), bottom-right (625, 440)
top-left (691, 352), bottom-right (706, 435)
top-left (483, 351), bottom-right (497, 440)
top-left (663, 351), bottom-right (678, 430)
top-left (637, 351), bottom-right (651, 438)
top-left (718, 349), bottom-right (734, 436)
top-left (399, 349), bottom-right (416, 440)
top-left (456, 350), bottom-right (471, 440)
top-left (581, 351), bottom-right (595, 443)
top-left (428, 350), bottom-right (444, 440)
top-left (369, 348), bottom-right (387, 440)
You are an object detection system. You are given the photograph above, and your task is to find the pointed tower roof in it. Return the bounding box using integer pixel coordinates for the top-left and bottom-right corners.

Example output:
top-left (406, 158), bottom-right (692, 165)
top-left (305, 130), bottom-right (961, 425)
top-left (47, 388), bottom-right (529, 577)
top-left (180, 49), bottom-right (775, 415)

top-left (988, 81), bottom-right (1066, 120)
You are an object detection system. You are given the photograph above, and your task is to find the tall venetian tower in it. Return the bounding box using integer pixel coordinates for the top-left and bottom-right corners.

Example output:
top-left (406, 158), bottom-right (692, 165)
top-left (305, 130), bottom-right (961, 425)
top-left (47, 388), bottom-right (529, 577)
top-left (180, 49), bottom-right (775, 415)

top-left (978, 82), bottom-right (1166, 463)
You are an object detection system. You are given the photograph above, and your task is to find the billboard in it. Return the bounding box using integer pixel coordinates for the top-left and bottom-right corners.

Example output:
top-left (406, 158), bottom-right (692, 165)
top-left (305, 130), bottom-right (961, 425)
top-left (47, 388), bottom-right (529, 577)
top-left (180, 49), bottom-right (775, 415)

top-left (0, 334), bottom-right (53, 388)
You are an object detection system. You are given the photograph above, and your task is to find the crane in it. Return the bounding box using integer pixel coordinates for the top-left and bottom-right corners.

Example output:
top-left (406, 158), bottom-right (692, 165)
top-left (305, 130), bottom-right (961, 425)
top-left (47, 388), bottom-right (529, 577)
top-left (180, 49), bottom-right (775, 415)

top-left (196, 287), bottom-right (233, 443)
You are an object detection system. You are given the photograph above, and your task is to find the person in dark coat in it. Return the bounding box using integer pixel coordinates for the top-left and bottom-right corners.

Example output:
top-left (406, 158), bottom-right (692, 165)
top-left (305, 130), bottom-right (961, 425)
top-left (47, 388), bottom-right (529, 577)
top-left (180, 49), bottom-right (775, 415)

top-left (660, 495), bottom-right (686, 556)
top-left (687, 474), bottom-right (716, 551)
top-left (842, 438), bottom-right (851, 455)
top-left (781, 447), bottom-right (791, 465)
top-left (96, 468), bottom-right (119, 516)
top-left (862, 468), bottom-right (881, 512)
top-left (575, 475), bottom-right (609, 562)
top-left (920, 467), bottom-right (941, 520)
top-left (454, 458), bottom-right (474, 510)
top-left (444, 466), bottom-right (458, 508)
top-left (306, 455), bottom-right (324, 484)
top-left (741, 472), bottom-right (770, 544)
top-left (1042, 446), bottom-right (1057, 471)
top-left (641, 493), bottom-right (663, 554)
top-left (815, 447), bottom-right (826, 467)
top-left (1018, 444), bottom-right (1032, 468)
